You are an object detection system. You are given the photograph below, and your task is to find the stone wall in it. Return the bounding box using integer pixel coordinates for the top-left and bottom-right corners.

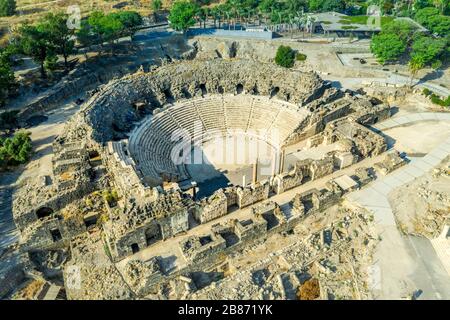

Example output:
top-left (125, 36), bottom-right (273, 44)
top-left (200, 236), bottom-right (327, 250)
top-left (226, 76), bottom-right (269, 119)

top-left (236, 181), bottom-right (270, 208)
top-left (58, 59), bottom-right (326, 145)
top-left (194, 189), bottom-right (228, 224)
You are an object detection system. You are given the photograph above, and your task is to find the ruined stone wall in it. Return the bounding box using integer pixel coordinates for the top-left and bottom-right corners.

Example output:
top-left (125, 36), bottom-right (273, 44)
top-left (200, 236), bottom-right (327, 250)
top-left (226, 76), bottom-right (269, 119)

top-left (20, 215), bottom-right (86, 251)
top-left (180, 234), bottom-right (227, 263)
top-left (323, 119), bottom-right (387, 159)
top-left (223, 187), bottom-right (238, 207)
top-left (104, 193), bottom-right (190, 261)
top-left (273, 168), bottom-right (303, 195)
top-left (194, 190), bottom-right (228, 224)
top-left (14, 181), bottom-right (95, 231)
top-left (236, 181), bottom-right (270, 208)
top-left (58, 59), bottom-right (325, 145)
top-left (310, 156), bottom-right (335, 180)
top-left (234, 217), bottom-right (268, 242)
top-left (122, 259), bottom-right (163, 296)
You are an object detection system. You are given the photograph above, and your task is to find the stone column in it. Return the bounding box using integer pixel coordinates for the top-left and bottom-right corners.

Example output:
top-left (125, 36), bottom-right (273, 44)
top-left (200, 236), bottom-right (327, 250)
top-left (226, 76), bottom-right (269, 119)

top-left (252, 159), bottom-right (258, 185)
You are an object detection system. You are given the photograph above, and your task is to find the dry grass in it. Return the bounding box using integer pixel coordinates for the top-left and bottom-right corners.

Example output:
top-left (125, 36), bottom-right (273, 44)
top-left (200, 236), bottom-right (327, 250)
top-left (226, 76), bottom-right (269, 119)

top-left (0, 0), bottom-right (172, 42)
top-left (297, 278), bottom-right (320, 300)
top-left (14, 279), bottom-right (44, 300)
top-left (59, 171), bottom-right (73, 181)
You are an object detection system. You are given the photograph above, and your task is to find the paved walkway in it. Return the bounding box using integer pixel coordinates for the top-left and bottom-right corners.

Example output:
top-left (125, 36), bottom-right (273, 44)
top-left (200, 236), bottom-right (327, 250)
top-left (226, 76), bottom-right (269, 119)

top-left (346, 112), bottom-right (450, 299)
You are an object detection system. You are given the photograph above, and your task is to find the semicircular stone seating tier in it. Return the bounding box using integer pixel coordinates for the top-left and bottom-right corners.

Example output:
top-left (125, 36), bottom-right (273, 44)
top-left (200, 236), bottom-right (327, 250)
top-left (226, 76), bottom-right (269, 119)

top-left (128, 94), bottom-right (310, 184)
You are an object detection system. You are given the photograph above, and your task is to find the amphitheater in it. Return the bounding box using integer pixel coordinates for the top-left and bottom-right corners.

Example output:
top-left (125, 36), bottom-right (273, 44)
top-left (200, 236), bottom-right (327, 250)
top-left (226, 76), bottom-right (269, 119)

top-left (11, 56), bottom-right (395, 299)
top-left (128, 94), bottom-right (311, 195)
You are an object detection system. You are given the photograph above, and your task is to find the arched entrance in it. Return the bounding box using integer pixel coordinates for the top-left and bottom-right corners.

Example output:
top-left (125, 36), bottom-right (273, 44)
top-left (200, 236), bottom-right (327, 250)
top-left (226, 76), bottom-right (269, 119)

top-left (145, 223), bottom-right (162, 247)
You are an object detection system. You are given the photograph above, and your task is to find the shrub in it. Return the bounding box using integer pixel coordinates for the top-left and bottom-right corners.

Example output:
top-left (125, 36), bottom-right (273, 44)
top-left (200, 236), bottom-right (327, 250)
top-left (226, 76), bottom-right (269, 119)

top-left (0, 0), bottom-right (15, 17)
top-left (422, 88), bottom-right (431, 96)
top-left (102, 189), bottom-right (119, 206)
top-left (0, 130), bottom-right (32, 167)
top-left (275, 45), bottom-right (296, 68)
top-left (427, 91), bottom-right (450, 107)
top-left (296, 52), bottom-right (307, 61)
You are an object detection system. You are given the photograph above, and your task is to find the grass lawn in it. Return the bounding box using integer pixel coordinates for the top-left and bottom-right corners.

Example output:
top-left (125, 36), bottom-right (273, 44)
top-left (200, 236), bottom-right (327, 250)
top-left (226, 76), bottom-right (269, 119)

top-left (338, 15), bottom-right (395, 26)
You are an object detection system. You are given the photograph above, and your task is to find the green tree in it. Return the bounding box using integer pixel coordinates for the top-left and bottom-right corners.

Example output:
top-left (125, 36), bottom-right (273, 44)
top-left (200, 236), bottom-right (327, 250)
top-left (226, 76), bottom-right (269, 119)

top-left (109, 11), bottom-right (143, 35)
top-left (0, 130), bottom-right (32, 166)
top-left (275, 45), bottom-right (296, 68)
top-left (41, 12), bottom-right (76, 70)
top-left (18, 23), bottom-right (54, 78)
top-left (426, 15), bottom-right (450, 36)
top-left (413, 0), bottom-right (432, 10)
top-left (308, 0), bottom-right (323, 12)
top-left (88, 11), bottom-right (124, 50)
top-left (415, 7), bottom-right (450, 36)
top-left (322, 0), bottom-right (345, 12)
top-left (370, 33), bottom-right (407, 63)
top-left (415, 7), bottom-right (440, 25)
top-left (411, 35), bottom-right (447, 67)
top-left (76, 20), bottom-right (97, 56)
top-left (0, 63), bottom-right (15, 107)
top-left (168, 1), bottom-right (199, 34)
top-left (381, 20), bottom-right (416, 41)
top-left (0, 0), bottom-right (16, 17)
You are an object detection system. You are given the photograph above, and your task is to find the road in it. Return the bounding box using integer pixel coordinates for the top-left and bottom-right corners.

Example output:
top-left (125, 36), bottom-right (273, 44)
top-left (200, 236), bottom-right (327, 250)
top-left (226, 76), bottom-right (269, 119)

top-left (346, 112), bottom-right (450, 300)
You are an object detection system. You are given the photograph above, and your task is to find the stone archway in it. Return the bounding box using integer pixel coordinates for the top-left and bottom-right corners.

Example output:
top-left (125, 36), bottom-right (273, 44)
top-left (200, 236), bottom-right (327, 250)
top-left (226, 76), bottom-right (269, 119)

top-left (145, 223), bottom-right (162, 247)
top-left (236, 83), bottom-right (244, 94)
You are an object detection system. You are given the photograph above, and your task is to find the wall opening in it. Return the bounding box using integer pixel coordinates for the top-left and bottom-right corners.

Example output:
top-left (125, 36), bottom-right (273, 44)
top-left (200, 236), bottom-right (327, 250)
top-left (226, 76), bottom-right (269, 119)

top-left (199, 235), bottom-right (213, 246)
top-left (270, 87), bottom-right (280, 98)
top-left (236, 84), bottom-right (244, 94)
top-left (241, 219), bottom-right (253, 227)
top-left (199, 84), bottom-right (207, 97)
top-left (50, 229), bottom-right (62, 242)
top-left (89, 150), bottom-right (100, 159)
top-left (251, 84), bottom-right (259, 95)
top-left (145, 224), bottom-right (162, 247)
top-left (262, 212), bottom-right (279, 230)
top-left (36, 207), bottom-right (54, 219)
top-left (163, 88), bottom-right (175, 103)
top-left (84, 215), bottom-right (98, 229)
top-left (131, 243), bottom-right (140, 254)
top-left (219, 231), bottom-right (239, 247)
top-left (182, 87), bottom-right (192, 99)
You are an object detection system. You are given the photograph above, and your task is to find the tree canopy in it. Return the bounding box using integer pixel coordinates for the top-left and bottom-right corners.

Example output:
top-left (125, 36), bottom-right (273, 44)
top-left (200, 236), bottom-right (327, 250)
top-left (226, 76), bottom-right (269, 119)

top-left (17, 22), bottom-right (54, 78)
top-left (410, 35), bottom-right (447, 67)
top-left (275, 45), bottom-right (296, 68)
top-left (40, 12), bottom-right (76, 69)
top-left (0, 0), bottom-right (15, 17)
top-left (415, 7), bottom-right (450, 36)
top-left (0, 47), bottom-right (16, 108)
top-left (168, 1), bottom-right (199, 33)
top-left (371, 32), bottom-right (407, 64)
top-left (0, 130), bottom-right (32, 167)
